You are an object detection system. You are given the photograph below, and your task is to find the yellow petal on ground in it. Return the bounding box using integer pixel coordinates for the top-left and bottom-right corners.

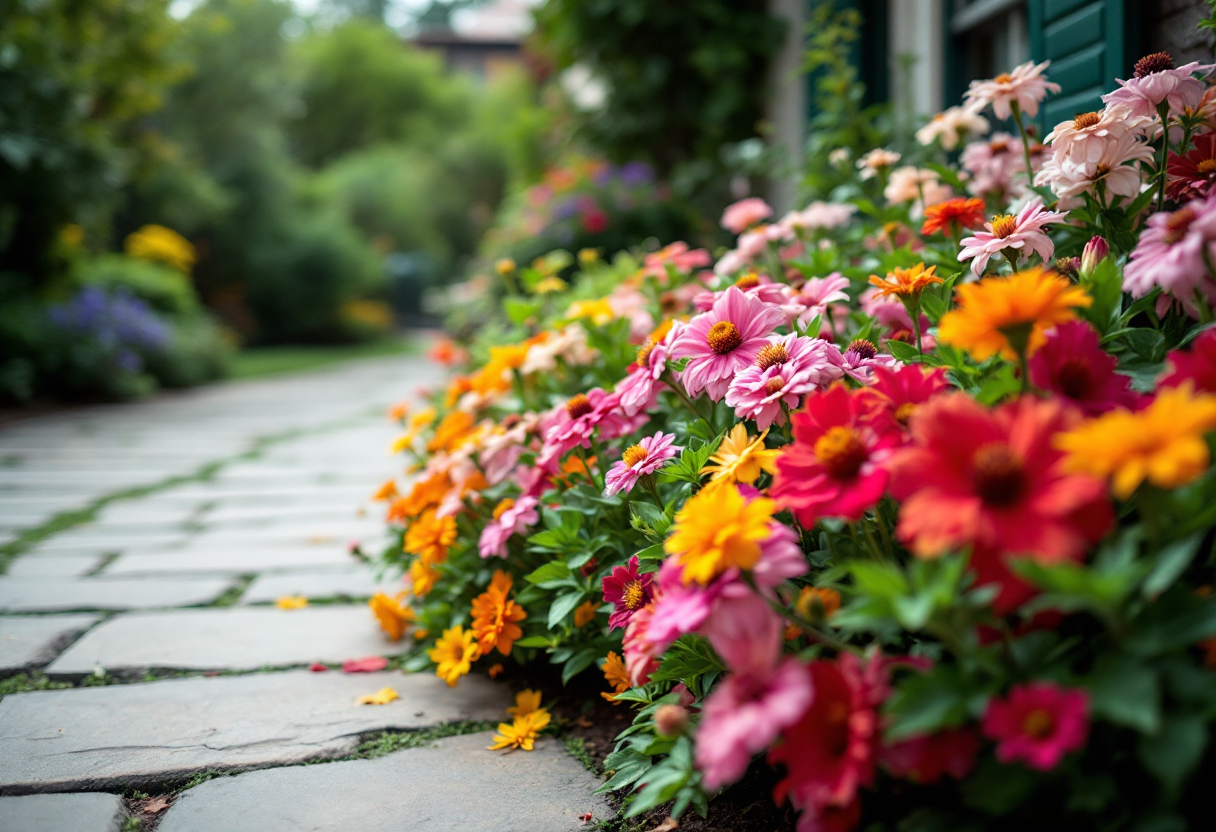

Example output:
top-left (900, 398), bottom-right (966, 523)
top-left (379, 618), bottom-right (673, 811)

top-left (356, 687), bottom-right (400, 706)
top-left (275, 595), bottom-right (308, 610)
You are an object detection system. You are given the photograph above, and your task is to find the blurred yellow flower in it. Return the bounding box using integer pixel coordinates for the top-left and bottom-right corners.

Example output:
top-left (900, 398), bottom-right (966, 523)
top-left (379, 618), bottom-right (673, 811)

top-left (124, 224), bottom-right (196, 273)
top-left (507, 689), bottom-right (543, 718)
top-left (566, 298), bottom-right (614, 325)
top-left (487, 709), bottom-right (550, 751)
top-left (356, 687), bottom-right (400, 706)
top-left (275, 595), bottom-right (308, 610)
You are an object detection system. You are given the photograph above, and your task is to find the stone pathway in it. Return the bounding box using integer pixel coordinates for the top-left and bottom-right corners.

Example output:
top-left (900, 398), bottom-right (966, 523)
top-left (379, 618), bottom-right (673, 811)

top-left (0, 355), bottom-right (608, 831)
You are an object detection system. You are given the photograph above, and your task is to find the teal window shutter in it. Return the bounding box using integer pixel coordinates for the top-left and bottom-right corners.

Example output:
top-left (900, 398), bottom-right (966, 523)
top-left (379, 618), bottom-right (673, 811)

top-left (1027, 0), bottom-right (1132, 128)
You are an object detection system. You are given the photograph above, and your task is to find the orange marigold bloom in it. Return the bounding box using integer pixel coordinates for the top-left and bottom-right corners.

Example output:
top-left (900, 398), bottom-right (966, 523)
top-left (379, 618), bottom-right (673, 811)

top-left (573, 600), bottom-right (598, 628)
top-left (601, 651), bottom-right (631, 703)
top-left (371, 479), bottom-right (398, 501)
top-left (470, 570), bottom-right (527, 656)
top-left (867, 263), bottom-right (944, 299)
top-left (404, 509), bottom-right (457, 564)
top-left (369, 592), bottom-right (414, 641)
top-left (409, 559), bottom-right (441, 597)
top-left (387, 401), bottom-right (410, 421)
top-left (388, 472), bottom-right (450, 523)
top-left (795, 586), bottom-right (842, 619)
top-left (921, 197), bottom-right (987, 236)
top-left (428, 338), bottom-right (467, 367)
top-left (427, 410), bottom-right (477, 453)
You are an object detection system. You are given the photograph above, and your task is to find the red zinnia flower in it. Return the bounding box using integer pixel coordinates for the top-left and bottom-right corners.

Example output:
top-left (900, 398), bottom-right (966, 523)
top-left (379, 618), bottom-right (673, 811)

top-left (601, 555), bottom-right (654, 630)
top-left (772, 384), bottom-right (899, 526)
top-left (982, 682), bottom-right (1090, 771)
top-left (920, 197), bottom-right (986, 237)
top-left (1166, 133), bottom-right (1216, 203)
top-left (1161, 328), bottom-right (1216, 394)
top-left (888, 394), bottom-right (1112, 561)
top-left (856, 364), bottom-right (951, 440)
top-left (1029, 321), bottom-right (1143, 416)
top-left (881, 727), bottom-right (980, 784)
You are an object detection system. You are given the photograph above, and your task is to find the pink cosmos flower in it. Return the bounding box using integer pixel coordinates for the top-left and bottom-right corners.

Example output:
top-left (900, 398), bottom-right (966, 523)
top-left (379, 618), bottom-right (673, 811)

top-left (916, 106), bottom-right (989, 150)
top-left (693, 273), bottom-right (788, 311)
top-left (721, 197), bottom-right (774, 234)
top-left (782, 201), bottom-right (856, 232)
top-left (1029, 322), bottom-right (1143, 415)
top-left (783, 273), bottom-right (851, 327)
top-left (477, 495), bottom-right (540, 558)
top-left (695, 659), bottom-right (813, 790)
top-left (981, 682), bottom-right (1090, 771)
top-left (964, 60), bottom-right (1060, 120)
top-left (961, 133), bottom-right (1026, 198)
top-left (725, 334), bottom-right (846, 430)
top-left (640, 241), bottom-right (713, 280)
top-left (1123, 196), bottom-right (1216, 318)
top-left (883, 166), bottom-right (954, 217)
top-left (601, 555), bottom-right (654, 630)
top-left (670, 286), bottom-right (786, 400)
top-left (604, 432), bottom-right (682, 497)
top-left (958, 198), bottom-right (1068, 276)
top-left (1102, 53), bottom-right (1215, 119)
top-left (1161, 328), bottom-right (1216, 393)
top-left (623, 602), bottom-right (662, 686)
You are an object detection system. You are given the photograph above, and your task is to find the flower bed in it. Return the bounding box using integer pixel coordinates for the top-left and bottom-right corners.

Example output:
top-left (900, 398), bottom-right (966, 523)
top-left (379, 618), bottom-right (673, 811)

top-left (367, 53), bottom-right (1216, 831)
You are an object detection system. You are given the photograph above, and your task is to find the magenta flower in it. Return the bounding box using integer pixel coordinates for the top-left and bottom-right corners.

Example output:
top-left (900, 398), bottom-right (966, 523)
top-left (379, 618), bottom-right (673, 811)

top-left (693, 273), bottom-right (788, 311)
top-left (721, 197), bottom-right (773, 234)
top-left (670, 286), bottom-right (785, 400)
top-left (601, 555), bottom-right (655, 630)
top-left (694, 659), bottom-right (813, 790)
top-left (964, 60), bottom-right (1060, 120)
top-left (615, 324), bottom-right (679, 417)
top-left (982, 682), bottom-right (1090, 771)
top-left (1029, 322), bottom-right (1142, 415)
top-left (1124, 197), bottom-right (1216, 318)
top-left (725, 334), bottom-right (846, 430)
top-left (958, 198), bottom-right (1068, 276)
top-left (477, 495), bottom-right (540, 558)
top-left (1161, 328), bottom-right (1216, 393)
top-left (604, 432), bottom-right (682, 497)
top-left (782, 273), bottom-right (851, 327)
top-left (1102, 53), bottom-right (1214, 119)
top-left (835, 338), bottom-right (900, 384)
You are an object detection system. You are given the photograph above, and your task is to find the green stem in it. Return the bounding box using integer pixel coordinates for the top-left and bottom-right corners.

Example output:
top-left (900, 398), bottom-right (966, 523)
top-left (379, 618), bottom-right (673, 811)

top-left (1018, 348), bottom-right (1031, 396)
top-left (1156, 101), bottom-right (1172, 213)
top-left (641, 474), bottom-right (665, 511)
top-left (662, 375), bottom-right (708, 424)
top-left (1010, 101), bottom-right (1036, 187)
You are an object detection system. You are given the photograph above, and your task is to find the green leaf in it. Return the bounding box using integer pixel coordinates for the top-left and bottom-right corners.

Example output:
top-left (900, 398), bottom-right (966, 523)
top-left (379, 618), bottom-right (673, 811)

top-left (513, 635), bottom-right (553, 648)
top-left (850, 561), bottom-right (908, 598)
top-left (595, 747), bottom-right (652, 793)
top-left (1142, 532), bottom-right (1204, 599)
top-left (503, 297), bottom-right (543, 325)
top-left (1085, 653), bottom-right (1160, 734)
top-left (1125, 590), bottom-right (1216, 656)
top-left (524, 561), bottom-right (575, 589)
top-left (547, 590), bottom-right (585, 629)
top-left (961, 756), bottom-right (1038, 815)
top-left (884, 665), bottom-right (980, 741)
top-left (1139, 713), bottom-right (1207, 795)
top-left (562, 648), bottom-right (598, 684)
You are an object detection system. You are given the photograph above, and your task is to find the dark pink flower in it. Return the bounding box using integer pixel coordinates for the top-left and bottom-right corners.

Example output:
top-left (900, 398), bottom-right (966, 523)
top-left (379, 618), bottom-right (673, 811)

top-left (725, 334), bottom-right (846, 430)
top-left (1123, 197), bottom-right (1216, 319)
top-left (1161, 328), bottom-right (1216, 393)
top-left (835, 338), bottom-right (900, 384)
top-left (1029, 321), bottom-right (1143, 415)
top-left (601, 555), bottom-right (655, 630)
top-left (671, 286), bottom-right (785, 400)
top-left (881, 728), bottom-right (979, 784)
top-left (857, 364), bottom-right (950, 440)
top-left (981, 682), bottom-right (1090, 771)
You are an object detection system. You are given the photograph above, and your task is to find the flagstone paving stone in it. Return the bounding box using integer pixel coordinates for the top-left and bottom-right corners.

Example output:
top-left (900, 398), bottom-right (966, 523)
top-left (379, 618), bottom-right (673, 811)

top-left (0, 615), bottom-right (100, 673)
top-left (240, 568), bottom-right (400, 604)
top-left (156, 732), bottom-right (609, 832)
top-left (0, 671), bottom-right (504, 794)
top-left (6, 555), bottom-right (105, 578)
top-left (0, 792), bottom-right (124, 832)
top-left (47, 606), bottom-right (404, 675)
top-left (103, 544), bottom-right (360, 576)
top-left (0, 577), bottom-right (235, 614)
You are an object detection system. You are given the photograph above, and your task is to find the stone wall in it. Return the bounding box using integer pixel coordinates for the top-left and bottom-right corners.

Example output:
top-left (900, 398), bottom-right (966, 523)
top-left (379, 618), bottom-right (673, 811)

top-left (1145, 0), bottom-right (1215, 65)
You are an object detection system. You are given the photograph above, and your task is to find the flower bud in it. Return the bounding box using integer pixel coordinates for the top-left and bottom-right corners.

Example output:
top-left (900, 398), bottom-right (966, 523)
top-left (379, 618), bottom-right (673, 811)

top-left (1054, 257), bottom-right (1080, 279)
top-left (578, 247), bottom-right (599, 266)
top-left (1080, 236), bottom-right (1109, 276)
top-left (654, 704), bottom-right (689, 737)
top-left (495, 258), bottom-right (516, 276)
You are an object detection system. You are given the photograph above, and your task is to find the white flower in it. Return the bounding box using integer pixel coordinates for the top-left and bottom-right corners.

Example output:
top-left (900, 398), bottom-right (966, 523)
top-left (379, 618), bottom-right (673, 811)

top-left (916, 106), bottom-right (990, 150)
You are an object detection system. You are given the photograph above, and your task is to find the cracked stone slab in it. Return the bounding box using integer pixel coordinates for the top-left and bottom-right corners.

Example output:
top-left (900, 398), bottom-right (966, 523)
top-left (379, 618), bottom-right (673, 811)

top-left (0, 670), bottom-right (504, 794)
top-left (0, 792), bottom-right (124, 831)
top-left (47, 606), bottom-right (404, 675)
top-left (157, 731), bottom-right (609, 832)
top-left (241, 568), bottom-right (401, 604)
top-left (0, 577), bottom-right (234, 613)
top-left (0, 615), bottom-right (101, 673)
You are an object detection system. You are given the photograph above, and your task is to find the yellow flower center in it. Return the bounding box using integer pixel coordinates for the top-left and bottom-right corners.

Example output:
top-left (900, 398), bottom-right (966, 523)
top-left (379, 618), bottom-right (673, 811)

top-left (1165, 206), bottom-right (1198, 243)
top-left (492, 498), bottom-right (515, 521)
top-left (1021, 708), bottom-right (1055, 739)
top-left (764, 376), bottom-right (786, 395)
top-left (755, 342), bottom-right (789, 370)
top-left (1072, 111), bottom-right (1101, 130)
top-left (972, 442), bottom-right (1026, 507)
top-left (735, 273), bottom-right (761, 290)
top-left (622, 444), bottom-right (648, 468)
top-left (566, 393), bottom-right (593, 419)
top-left (894, 402), bottom-right (917, 426)
top-left (990, 214), bottom-right (1018, 239)
top-left (1199, 159), bottom-right (1216, 177)
top-left (636, 340), bottom-right (655, 366)
top-left (994, 73), bottom-right (1013, 84)
top-left (623, 579), bottom-right (646, 610)
top-left (848, 339), bottom-right (878, 360)
top-left (707, 321), bottom-right (743, 355)
top-left (814, 426), bottom-right (868, 480)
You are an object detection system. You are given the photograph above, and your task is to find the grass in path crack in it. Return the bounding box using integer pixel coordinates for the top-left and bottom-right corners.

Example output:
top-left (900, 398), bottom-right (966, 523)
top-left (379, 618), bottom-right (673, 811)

top-left (348, 721), bottom-right (497, 760)
top-left (210, 574), bottom-right (255, 607)
top-left (565, 737), bottom-right (598, 774)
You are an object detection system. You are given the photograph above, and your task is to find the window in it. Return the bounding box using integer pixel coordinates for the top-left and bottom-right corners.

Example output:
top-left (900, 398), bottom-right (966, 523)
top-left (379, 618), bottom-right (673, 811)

top-left (950, 0), bottom-right (1032, 84)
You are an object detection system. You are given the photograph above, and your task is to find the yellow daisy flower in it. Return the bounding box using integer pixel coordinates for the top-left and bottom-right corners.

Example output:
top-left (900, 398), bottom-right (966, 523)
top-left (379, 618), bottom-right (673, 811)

top-left (665, 483), bottom-right (775, 585)
top-left (487, 709), bottom-right (551, 751)
top-left (701, 423), bottom-right (780, 486)
top-left (428, 625), bottom-right (480, 687)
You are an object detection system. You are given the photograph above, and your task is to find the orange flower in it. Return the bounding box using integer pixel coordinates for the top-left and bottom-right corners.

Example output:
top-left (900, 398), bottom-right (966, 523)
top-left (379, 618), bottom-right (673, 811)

top-left (371, 480), bottom-right (398, 501)
top-left (428, 338), bottom-right (467, 367)
top-left (487, 663), bottom-right (505, 678)
top-left (795, 586), bottom-right (841, 619)
top-left (370, 592), bottom-right (414, 641)
top-left (404, 509), bottom-right (457, 564)
top-left (444, 375), bottom-right (476, 408)
top-left (409, 559), bottom-right (441, 597)
top-left (573, 600), bottom-right (598, 628)
top-left (867, 263), bottom-right (944, 299)
top-left (601, 651), bottom-right (631, 703)
top-left (921, 197), bottom-right (987, 236)
top-left (427, 410), bottom-right (477, 453)
top-left (387, 401), bottom-right (410, 421)
top-left (470, 570), bottom-right (527, 656)
top-left (388, 472), bottom-right (449, 523)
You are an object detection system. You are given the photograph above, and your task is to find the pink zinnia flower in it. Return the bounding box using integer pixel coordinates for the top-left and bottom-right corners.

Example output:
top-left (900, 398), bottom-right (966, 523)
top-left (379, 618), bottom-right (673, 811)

top-left (771, 384), bottom-right (898, 526)
top-left (695, 659), bottom-right (813, 790)
top-left (721, 197), bottom-right (773, 234)
top-left (725, 334), bottom-right (846, 431)
top-left (1042, 105), bottom-right (1151, 169)
top-left (700, 588), bottom-right (785, 676)
top-left (1036, 129), bottom-right (1154, 205)
top-left (961, 133), bottom-right (1026, 199)
top-left (964, 60), bottom-right (1060, 120)
top-left (616, 323), bottom-right (679, 417)
top-left (836, 338), bottom-right (900, 384)
top-left (670, 286), bottom-right (785, 400)
top-left (604, 432), bottom-right (681, 497)
top-left (693, 273), bottom-right (788, 311)
top-left (958, 198), bottom-right (1068, 276)
top-left (537, 388), bottom-right (619, 466)
top-left (982, 682), bottom-right (1090, 771)
top-left (623, 602), bottom-right (662, 686)
top-left (916, 105), bottom-right (990, 150)
top-left (783, 273), bottom-right (851, 327)
top-left (782, 201), bottom-right (856, 232)
top-left (601, 555), bottom-right (654, 630)
top-left (883, 166), bottom-right (953, 217)
top-left (477, 495), bottom-right (540, 558)
top-left (1161, 328), bottom-right (1216, 393)
top-left (1029, 322), bottom-right (1142, 415)
top-left (640, 241), bottom-right (713, 279)
top-left (1102, 53), bottom-right (1214, 120)
top-left (1123, 197), bottom-right (1216, 318)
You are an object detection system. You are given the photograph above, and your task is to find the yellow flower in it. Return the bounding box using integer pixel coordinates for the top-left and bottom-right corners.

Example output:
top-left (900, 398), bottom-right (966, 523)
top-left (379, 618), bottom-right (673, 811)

top-left (370, 592), bottom-right (414, 642)
top-left (573, 600), bottom-right (598, 628)
top-left (701, 423), bottom-right (780, 486)
top-left (495, 258), bottom-right (516, 276)
top-left (124, 224), bottom-right (196, 273)
top-left (341, 299), bottom-right (394, 330)
top-left (601, 651), bottom-right (630, 703)
top-left (533, 276), bottom-right (568, 294)
top-left (566, 298), bottom-right (615, 325)
top-left (409, 559), bottom-right (441, 597)
top-left (1057, 383), bottom-right (1216, 498)
top-left (578, 247), bottom-right (599, 266)
top-left (356, 687), bottom-right (400, 706)
top-left (665, 483), bottom-right (775, 585)
top-left (404, 509), bottom-right (457, 564)
top-left (275, 595), bottom-right (308, 610)
top-left (937, 266), bottom-right (1091, 361)
top-left (487, 709), bottom-right (551, 751)
top-left (507, 689), bottom-right (543, 718)
top-left (470, 570), bottom-right (527, 656)
top-left (391, 408), bottom-right (436, 453)
top-left (867, 262), bottom-right (944, 299)
top-left (429, 625), bottom-right (481, 687)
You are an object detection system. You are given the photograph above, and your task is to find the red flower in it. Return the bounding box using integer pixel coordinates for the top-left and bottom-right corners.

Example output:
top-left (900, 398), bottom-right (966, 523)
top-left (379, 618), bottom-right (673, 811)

top-left (920, 197), bottom-right (987, 237)
top-left (889, 394), bottom-right (1112, 562)
top-left (856, 364), bottom-right (950, 440)
top-left (772, 384), bottom-right (899, 526)
top-left (1166, 133), bottom-right (1216, 203)
top-left (601, 555), bottom-right (654, 630)
top-left (582, 209), bottom-right (608, 233)
top-left (1161, 327), bottom-right (1216, 394)
top-left (1029, 321), bottom-right (1142, 416)
top-left (982, 682), bottom-right (1090, 771)
top-left (881, 727), bottom-right (980, 784)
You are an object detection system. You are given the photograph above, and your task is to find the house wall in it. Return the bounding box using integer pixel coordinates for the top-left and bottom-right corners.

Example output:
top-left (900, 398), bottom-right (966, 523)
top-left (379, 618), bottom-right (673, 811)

top-left (1144, 0), bottom-right (1215, 65)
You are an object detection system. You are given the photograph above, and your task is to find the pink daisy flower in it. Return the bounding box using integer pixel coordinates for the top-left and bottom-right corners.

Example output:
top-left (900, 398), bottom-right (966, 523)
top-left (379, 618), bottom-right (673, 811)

top-left (538, 388), bottom-right (640, 467)
top-left (961, 133), bottom-right (1030, 199)
top-left (604, 432), bottom-right (682, 497)
top-left (725, 334), bottom-right (846, 430)
top-left (1123, 197), bottom-right (1216, 318)
top-left (670, 286), bottom-right (785, 400)
top-left (1036, 129), bottom-right (1154, 205)
top-left (601, 555), bottom-right (654, 630)
top-left (782, 273), bottom-right (851, 327)
top-left (721, 197), bottom-right (773, 234)
top-left (1161, 328), bottom-right (1216, 393)
top-left (693, 273), bottom-right (788, 311)
top-left (836, 338), bottom-right (900, 384)
top-left (477, 495), bottom-right (540, 558)
top-left (1029, 321), bottom-right (1143, 415)
top-left (615, 323), bottom-right (679, 417)
top-left (964, 60), bottom-right (1060, 121)
top-left (981, 682), bottom-right (1090, 771)
top-left (1102, 53), bottom-right (1215, 120)
top-left (958, 198), bottom-right (1068, 276)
